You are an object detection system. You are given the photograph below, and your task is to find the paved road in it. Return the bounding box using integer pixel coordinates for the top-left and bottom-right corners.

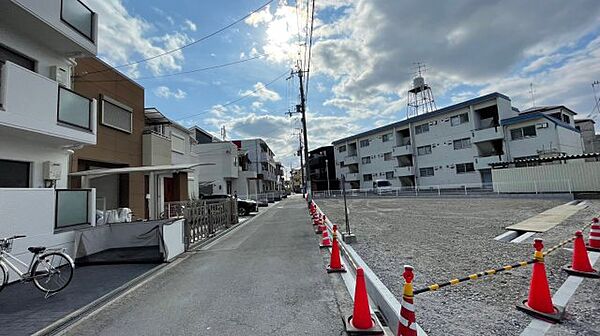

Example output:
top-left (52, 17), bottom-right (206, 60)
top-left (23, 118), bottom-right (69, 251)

top-left (64, 196), bottom-right (346, 336)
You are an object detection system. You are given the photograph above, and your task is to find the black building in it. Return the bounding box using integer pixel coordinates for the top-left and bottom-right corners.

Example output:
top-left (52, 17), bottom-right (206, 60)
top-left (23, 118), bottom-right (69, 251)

top-left (308, 146), bottom-right (340, 192)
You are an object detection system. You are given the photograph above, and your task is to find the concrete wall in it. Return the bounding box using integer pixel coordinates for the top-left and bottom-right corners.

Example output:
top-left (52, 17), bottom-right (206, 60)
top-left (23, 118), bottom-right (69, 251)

top-left (0, 187), bottom-right (95, 283)
top-left (504, 119), bottom-right (582, 159)
top-left (492, 161), bottom-right (600, 193)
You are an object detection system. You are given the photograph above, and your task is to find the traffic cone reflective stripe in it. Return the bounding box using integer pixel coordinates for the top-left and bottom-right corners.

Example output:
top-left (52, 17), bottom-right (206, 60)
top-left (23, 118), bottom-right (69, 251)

top-left (398, 265), bottom-right (417, 336)
top-left (588, 218), bottom-right (600, 252)
top-left (563, 231), bottom-right (600, 278)
top-left (327, 225), bottom-right (346, 273)
top-left (517, 239), bottom-right (564, 322)
top-left (320, 231), bottom-right (332, 248)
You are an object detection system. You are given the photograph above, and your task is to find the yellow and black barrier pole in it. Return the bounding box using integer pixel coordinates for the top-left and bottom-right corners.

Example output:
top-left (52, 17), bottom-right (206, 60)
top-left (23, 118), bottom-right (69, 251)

top-left (413, 259), bottom-right (536, 295)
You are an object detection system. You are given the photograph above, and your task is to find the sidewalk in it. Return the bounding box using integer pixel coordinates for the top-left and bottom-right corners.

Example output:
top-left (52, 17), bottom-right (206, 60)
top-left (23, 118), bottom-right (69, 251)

top-left (61, 196), bottom-right (347, 336)
top-left (0, 263), bottom-right (158, 336)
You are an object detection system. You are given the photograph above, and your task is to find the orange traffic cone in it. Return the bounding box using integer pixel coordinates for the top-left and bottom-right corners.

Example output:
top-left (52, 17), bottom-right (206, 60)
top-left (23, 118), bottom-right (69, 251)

top-left (316, 216), bottom-right (327, 234)
top-left (327, 225), bottom-right (346, 273)
top-left (398, 265), bottom-right (417, 336)
top-left (517, 239), bottom-right (564, 322)
top-left (563, 231), bottom-right (600, 278)
top-left (345, 267), bottom-right (383, 335)
top-left (320, 230), bottom-right (332, 248)
top-left (587, 218), bottom-right (600, 252)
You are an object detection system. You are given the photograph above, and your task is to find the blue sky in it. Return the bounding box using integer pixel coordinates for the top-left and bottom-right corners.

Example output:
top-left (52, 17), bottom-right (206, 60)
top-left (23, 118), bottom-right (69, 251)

top-left (87, 0), bottom-right (600, 170)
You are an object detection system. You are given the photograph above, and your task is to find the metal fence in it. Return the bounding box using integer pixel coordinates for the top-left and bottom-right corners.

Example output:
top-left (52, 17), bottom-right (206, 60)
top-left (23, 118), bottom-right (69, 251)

top-left (246, 190), bottom-right (287, 204)
top-left (312, 179), bottom-right (574, 199)
top-left (163, 198), bottom-right (238, 248)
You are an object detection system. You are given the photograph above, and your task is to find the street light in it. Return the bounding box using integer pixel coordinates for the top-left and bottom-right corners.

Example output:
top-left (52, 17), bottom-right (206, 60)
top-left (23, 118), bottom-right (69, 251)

top-left (325, 158), bottom-right (331, 196)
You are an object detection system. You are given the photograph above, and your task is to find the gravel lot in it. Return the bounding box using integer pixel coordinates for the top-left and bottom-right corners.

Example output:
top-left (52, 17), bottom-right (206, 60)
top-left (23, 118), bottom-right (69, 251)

top-left (318, 196), bottom-right (600, 335)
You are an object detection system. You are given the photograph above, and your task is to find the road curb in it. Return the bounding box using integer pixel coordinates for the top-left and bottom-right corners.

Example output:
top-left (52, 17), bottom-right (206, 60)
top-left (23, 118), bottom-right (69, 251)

top-left (33, 200), bottom-right (283, 336)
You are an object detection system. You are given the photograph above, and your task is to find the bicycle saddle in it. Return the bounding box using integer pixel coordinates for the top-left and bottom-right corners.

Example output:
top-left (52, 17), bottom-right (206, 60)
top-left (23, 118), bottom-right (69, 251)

top-left (28, 246), bottom-right (46, 254)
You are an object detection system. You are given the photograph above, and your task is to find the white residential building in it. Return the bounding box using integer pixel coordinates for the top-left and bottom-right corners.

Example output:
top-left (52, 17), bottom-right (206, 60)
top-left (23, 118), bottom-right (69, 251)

top-left (332, 93), bottom-right (584, 189)
top-left (0, 0), bottom-right (98, 279)
top-left (233, 139), bottom-right (278, 192)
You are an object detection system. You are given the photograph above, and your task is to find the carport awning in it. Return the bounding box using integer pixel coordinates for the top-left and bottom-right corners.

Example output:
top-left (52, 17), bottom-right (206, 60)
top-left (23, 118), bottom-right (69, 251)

top-left (70, 163), bottom-right (213, 177)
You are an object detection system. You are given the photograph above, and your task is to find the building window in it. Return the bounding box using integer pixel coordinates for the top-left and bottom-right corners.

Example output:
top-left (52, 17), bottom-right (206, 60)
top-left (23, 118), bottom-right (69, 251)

top-left (456, 162), bottom-right (475, 174)
top-left (510, 125), bottom-right (537, 140)
top-left (0, 159), bottom-right (30, 188)
top-left (338, 145), bottom-right (346, 153)
top-left (0, 45), bottom-right (36, 71)
top-left (415, 123), bottom-right (429, 134)
top-left (563, 114), bottom-right (570, 124)
top-left (417, 145), bottom-right (432, 156)
top-left (384, 152), bottom-right (393, 161)
top-left (419, 167), bottom-right (434, 177)
top-left (171, 133), bottom-right (185, 154)
top-left (363, 174), bottom-right (373, 182)
top-left (453, 138), bottom-right (472, 150)
top-left (451, 113), bottom-right (469, 126)
top-left (340, 161), bottom-right (345, 167)
top-left (361, 156), bottom-right (371, 164)
top-left (101, 97), bottom-right (132, 133)
top-left (382, 133), bottom-right (392, 142)
top-left (385, 171), bottom-right (394, 179)
top-left (360, 139), bottom-right (370, 147)
top-left (61, 0), bottom-right (95, 41)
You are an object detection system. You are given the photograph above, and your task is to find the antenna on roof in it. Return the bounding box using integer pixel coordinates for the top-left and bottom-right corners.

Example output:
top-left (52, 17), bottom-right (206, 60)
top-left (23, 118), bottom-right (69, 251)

top-left (220, 125), bottom-right (227, 140)
top-left (591, 80), bottom-right (600, 117)
top-left (407, 62), bottom-right (436, 118)
top-left (529, 83), bottom-right (536, 108)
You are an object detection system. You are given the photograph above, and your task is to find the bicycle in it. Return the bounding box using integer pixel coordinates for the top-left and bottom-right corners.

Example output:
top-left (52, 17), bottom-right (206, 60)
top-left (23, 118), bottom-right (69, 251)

top-left (0, 235), bottom-right (74, 297)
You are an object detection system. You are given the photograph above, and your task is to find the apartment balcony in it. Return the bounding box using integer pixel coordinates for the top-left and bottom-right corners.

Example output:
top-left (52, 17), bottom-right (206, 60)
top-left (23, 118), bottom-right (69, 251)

top-left (259, 151), bottom-right (275, 163)
top-left (344, 172), bottom-right (360, 181)
top-left (393, 144), bottom-right (413, 157)
top-left (344, 155), bottom-right (359, 165)
top-left (258, 170), bottom-right (277, 181)
top-left (0, 61), bottom-right (96, 146)
top-left (394, 166), bottom-right (415, 177)
top-left (474, 155), bottom-right (503, 170)
top-left (1, 0), bottom-right (97, 56)
top-left (472, 126), bottom-right (504, 143)
top-left (143, 131), bottom-right (171, 166)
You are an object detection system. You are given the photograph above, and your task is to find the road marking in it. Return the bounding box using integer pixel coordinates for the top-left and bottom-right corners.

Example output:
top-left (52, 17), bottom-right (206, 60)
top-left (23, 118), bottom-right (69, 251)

top-left (520, 251), bottom-right (600, 336)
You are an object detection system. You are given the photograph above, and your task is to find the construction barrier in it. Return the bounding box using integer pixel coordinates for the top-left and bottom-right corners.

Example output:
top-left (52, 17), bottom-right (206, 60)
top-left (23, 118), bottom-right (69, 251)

top-left (563, 230), bottom-right (600, 278)
top-left (588, 217), bottom-right (600, 252)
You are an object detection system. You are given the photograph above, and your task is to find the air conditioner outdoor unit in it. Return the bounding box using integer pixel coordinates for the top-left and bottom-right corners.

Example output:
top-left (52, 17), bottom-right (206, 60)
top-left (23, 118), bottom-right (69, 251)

top-left (50, 66), bottom-right (70, 87)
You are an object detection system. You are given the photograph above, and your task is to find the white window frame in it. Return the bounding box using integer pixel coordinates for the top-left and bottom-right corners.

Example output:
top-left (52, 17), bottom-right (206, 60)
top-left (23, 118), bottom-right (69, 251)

top-left (101, 95), bottom-right (133, 133)
top-left (415, 123), bottom-right (429, 134)
top-left (453, 138), bottom-right (472, 150)
top-left (450, 113), bottom-right (469, 127)
top-left (360, 139), bottom-right (370, 147)
top-left (419, 167), bottom-right (434, 177)
top-left (361, 156), bottom-right (371, 164)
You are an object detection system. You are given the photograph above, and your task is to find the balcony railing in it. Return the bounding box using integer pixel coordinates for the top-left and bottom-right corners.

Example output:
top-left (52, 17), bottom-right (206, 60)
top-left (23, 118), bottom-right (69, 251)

top-left (393, 145), bottom-right (413, 157)
top-left (344, 173), bottom-right (360, 181)
top-left (0, 61), bottom-right (96, 145)
top-left (474, 155), bottom-right (503, 170)
top-left (58, 86), bottom-right (92, 131)
top-left (344, 155), bottom-right (359, 165)
top-left (55, 189), bottom-right (92, 229)
top-left (394, 166), bottom-right (415, 177)
top-left (472, 126), bottom-right (504, 143)
top-left (61, 0), bottom-right (95, 41)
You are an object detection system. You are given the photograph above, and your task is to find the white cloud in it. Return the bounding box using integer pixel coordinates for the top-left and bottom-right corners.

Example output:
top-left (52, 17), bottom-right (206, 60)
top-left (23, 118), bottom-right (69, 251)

top-left (241, 82), bottom-right (281, 101)
top-left (154, 86), bottom-right (187, 100)
top-left (309, 0), bottom-right (600, 121)
top-left (87, 0), bottom-right (192, 76)
top-left (244, 5), bottom-right (274, 27)
top-left (184, 19), bottom-right (197, 31)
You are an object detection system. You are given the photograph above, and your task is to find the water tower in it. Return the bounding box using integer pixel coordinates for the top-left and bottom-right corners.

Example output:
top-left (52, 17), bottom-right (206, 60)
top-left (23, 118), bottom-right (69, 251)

top-left (407, 63), bottom-right (436, 118)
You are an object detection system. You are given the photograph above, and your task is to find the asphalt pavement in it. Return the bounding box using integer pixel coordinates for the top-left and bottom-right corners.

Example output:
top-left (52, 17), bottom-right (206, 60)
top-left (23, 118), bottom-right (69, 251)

top-left (62, 196), bottom-right (347, 336)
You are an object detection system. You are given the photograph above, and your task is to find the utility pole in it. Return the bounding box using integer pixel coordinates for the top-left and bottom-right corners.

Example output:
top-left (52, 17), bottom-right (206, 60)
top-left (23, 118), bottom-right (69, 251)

top-left (297, 68), bottom-right (311, 200)
top-left (325, 158), bottom-right (330, 196)
top-left (298, 131), bottom-right (305, 194)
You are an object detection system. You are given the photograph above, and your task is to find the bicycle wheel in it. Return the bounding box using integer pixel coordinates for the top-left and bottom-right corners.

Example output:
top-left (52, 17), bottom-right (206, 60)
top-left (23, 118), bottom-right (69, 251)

top-left (31, 253), bottom-right (73, 293)
top-left (0, 263), bottom-right (7, 293)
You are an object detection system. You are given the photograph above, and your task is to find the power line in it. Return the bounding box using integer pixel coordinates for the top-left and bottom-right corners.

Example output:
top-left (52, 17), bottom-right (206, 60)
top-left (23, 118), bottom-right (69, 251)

top-left (80, 0), bottom-right (274, 77)
top-left (176, 70), bottom-right (289, 121)
top-left (74, 55), bottom-right (264, 83)
top-left (304, 0), bottom-right (316, 101)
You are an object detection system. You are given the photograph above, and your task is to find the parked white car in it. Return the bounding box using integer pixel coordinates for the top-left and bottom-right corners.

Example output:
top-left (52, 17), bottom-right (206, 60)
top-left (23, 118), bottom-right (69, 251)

top-left (373, 179), bottom-right (392, 194)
